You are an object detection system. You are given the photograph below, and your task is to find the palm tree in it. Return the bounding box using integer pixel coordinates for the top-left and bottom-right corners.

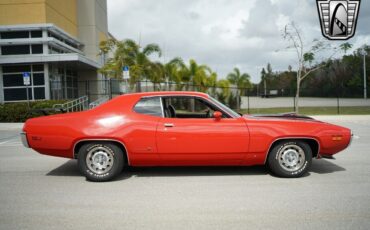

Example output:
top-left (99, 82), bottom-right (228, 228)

top-left (146, 62), bottom-right (165, 91)
top-left (216, 79), bottom-right (230, 104)
top-left (164, 57), bottom-right (185, 90)
top-left (227, 67), bottom-right (252, 110)
top-left (99, 38), bottom-right (162, 91)
top-left (185, 59), bottom-right (212, 91)
top-left (340, 42), bottom-right (353, 55)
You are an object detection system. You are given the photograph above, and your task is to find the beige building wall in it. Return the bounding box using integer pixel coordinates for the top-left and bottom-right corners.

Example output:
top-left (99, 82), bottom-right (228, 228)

top-left (0, 0), bottom-right (78, 37)
top-left (0, 0), bottom-right (46, 26)
top-left (45, 0), bottom-right (78, 36)
top-left (0, 0), bottom-right (108, 56)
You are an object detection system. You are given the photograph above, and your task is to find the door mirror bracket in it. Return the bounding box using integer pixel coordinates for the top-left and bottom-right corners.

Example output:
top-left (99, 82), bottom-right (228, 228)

top-left (213, 111), bottom-right (222, 120)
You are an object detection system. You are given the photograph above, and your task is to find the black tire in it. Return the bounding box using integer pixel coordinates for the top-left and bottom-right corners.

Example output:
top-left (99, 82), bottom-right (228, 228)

top-left (267, 140), bottom-right (312, 178)
top-left (78, 142), bottom-right (124, 182)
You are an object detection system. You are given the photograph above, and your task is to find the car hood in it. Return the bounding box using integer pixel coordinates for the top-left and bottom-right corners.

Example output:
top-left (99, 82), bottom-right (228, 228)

top-left (242, 113), bottom-right (323, 123)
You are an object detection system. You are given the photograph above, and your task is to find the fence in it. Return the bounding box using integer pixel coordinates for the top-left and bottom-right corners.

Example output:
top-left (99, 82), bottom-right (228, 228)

top-left (50, 79), bottom-right (370, 114)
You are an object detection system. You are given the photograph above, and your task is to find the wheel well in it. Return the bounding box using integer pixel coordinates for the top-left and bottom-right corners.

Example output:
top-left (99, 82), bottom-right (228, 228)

top-left (73, 140), bottom-right (129, 165)
top-left (267, 138), bottom-right (319, 160)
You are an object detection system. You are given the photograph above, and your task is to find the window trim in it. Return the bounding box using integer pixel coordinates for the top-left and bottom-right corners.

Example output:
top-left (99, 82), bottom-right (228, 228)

top-left (141, 94), bottom-right (236, 119)
top-left (132, 96), bottom-right (164, 118)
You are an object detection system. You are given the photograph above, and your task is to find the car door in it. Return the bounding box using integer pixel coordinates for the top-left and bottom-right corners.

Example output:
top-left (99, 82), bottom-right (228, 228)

top-left (156, 96), bottom-right (249, 164)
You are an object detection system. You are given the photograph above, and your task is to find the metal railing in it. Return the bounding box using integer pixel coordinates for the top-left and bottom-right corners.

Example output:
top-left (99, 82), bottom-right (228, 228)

top-left (53, 95), bottom-right (88, 112)
top-left (89, 95), bottom-right (109, 109)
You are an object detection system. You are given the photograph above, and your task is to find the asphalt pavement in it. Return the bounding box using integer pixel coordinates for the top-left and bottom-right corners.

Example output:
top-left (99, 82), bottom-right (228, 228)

top-left (0, 116), bottom-right (370, 230)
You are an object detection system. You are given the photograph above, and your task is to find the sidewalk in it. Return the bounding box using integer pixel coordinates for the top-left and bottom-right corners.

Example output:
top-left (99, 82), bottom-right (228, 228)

top-left (0, 123), bottom-right (24, 130)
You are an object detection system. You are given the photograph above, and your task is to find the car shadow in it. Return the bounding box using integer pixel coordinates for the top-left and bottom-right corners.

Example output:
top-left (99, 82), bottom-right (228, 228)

top-left (310, 158), bottom-right (346, 174)
top-left (46, 158), bottom-right (346, 181)
top-left (46, 160), bottom-right (81, 177)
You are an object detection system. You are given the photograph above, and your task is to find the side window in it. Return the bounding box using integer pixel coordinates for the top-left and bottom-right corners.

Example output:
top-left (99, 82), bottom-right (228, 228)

top-left (163, 97), bottom-right (222, 118)
top-left (134, 97), bottom-right (163, 117)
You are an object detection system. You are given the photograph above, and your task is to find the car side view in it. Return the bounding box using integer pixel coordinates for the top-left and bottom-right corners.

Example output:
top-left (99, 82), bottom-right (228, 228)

top-left (21, 91), bottom-right (352, 181)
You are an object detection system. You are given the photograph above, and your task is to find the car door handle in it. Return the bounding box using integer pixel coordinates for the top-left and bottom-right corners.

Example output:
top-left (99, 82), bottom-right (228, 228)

top-left (164, 123), bottom-right (174, 127)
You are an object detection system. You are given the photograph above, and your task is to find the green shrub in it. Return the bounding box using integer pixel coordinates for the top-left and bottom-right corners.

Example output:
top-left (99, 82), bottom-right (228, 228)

top-left (0, 100), bottom-right (67, 122)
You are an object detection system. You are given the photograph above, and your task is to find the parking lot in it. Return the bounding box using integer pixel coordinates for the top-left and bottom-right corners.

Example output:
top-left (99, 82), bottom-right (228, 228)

top-left (0, 116), bottom-right (370, 230)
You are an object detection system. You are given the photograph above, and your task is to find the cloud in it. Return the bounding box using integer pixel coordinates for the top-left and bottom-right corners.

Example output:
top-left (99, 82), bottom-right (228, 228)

top-left (108, 0), bottom-right (370, 83)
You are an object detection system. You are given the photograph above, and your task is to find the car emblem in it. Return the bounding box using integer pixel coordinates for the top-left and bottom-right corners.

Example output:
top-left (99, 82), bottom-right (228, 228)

top-left (316, 0), bottom-right (361, 40)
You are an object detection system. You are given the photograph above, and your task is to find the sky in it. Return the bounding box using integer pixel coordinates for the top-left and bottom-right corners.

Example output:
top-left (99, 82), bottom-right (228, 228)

top-left (107, 0), bottom-right (370, 83)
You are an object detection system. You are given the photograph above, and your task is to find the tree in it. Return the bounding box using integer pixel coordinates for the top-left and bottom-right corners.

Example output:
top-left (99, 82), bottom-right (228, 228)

top-left (98, 38), bottom-right (162, 91)
top-left (216, 79), bottom-right (231, 104)
top-left (260, 68), bottom-right (267, 96)
top-left (227, 67), bottom-right (252, 110)
top-left (340, 42), bottom-right (353, 55)
top-left (164, 57), bottom-right (185, 90)
top-left (283, 22), bottom-right (335, 113)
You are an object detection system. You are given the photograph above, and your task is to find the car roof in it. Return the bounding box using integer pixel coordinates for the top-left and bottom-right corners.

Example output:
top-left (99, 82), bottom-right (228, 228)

top-left (124, 91), bottom-right (209, 98)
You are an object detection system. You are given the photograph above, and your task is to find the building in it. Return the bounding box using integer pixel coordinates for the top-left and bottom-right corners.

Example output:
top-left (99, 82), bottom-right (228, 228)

top-left (0, 0), bottom-right (110, 103)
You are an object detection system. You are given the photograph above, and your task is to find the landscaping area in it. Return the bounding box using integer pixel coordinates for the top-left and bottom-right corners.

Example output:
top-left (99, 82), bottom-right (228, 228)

top-left (0, 100), bottom-right (67, 122)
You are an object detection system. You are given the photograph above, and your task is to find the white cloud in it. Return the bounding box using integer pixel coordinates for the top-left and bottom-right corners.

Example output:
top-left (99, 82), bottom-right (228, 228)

top-left (108, 0), bottom-right (370, 83)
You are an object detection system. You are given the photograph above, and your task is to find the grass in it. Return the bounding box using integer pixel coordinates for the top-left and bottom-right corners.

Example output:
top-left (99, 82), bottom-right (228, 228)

top-left (239, 106), bottom-right (370, 115)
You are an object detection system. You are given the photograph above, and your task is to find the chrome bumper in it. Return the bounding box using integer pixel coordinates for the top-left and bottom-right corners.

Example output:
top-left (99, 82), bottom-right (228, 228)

top-left (349, 130), bottom-right (354, 147)
top-left (20, 132), bottom-right (30, 148)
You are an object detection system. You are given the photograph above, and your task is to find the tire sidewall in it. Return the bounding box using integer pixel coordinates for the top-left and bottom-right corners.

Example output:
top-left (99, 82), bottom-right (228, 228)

top-left (78, 142), bottom-right (124, 182)
top-left (268, 141), bottom-right (312, 178)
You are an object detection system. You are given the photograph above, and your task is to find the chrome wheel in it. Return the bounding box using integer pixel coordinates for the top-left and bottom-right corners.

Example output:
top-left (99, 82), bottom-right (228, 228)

top-left (277, 144), bottom-right (306, 172)
top-left (86, 146), bottom-right (114, 175)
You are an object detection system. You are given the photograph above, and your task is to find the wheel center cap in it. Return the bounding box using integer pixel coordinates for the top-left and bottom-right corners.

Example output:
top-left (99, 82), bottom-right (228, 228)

top-left (284, 150), bottom-right (298, 166)
top-left (93, 152), bottom-right (108, 166)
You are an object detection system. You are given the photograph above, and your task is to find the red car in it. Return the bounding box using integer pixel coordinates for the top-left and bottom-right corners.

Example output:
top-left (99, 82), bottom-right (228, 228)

top-left (21, 91), bottom-right (352, 181)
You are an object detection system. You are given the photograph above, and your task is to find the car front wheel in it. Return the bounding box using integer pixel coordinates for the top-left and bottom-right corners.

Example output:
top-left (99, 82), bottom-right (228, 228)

top-left (78, 142), bottom-right (124, 182)
top-left (267, 140), bottom-right (312, 178)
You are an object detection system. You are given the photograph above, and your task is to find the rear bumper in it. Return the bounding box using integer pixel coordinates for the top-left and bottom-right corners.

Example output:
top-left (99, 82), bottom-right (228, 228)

top-left (20, 132), bottom-right (29, 148)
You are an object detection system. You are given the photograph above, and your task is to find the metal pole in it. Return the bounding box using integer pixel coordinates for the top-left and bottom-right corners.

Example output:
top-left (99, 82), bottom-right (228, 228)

top-left (337, 96), bottom-right (340, 114)
top-left (247, 89), bottom-right (250, 114)
top-left (364, 53), bottom-right (367, 99)
top-left (26, 85), bottom-right (30, 108)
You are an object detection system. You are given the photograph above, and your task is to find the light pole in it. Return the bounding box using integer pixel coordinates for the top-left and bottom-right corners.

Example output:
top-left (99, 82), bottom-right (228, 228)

top-left (360, 47), bottom-right (367, 99)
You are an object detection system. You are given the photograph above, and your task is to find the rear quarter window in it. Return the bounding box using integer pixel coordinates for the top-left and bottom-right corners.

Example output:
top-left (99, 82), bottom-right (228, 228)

top-left (133, 97), bottom-right (163, 117)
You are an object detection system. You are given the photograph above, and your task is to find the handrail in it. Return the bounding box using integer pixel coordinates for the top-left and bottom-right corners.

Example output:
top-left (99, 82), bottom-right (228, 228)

top-left (53, 95), bottom-right (88, 112)
top-left (89, 96), bottom-right (109, 109)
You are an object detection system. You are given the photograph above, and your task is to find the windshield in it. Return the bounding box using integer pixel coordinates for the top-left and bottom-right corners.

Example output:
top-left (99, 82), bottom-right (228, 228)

top-left (209, 96), bottom-right (241, 118)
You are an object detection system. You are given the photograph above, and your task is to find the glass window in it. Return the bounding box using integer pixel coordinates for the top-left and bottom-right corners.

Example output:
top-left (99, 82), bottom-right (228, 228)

top-left (3, 74), bottom-right (24, 87)
top-left (162, 97), bottom-right (218, 119)
top-left (33, 73), bottom-right (44, 85)
top-left (134, 97), bottom-right (163, 117)
top-left (30, 30), bottom-right (42, 38)
top-left (1, 31), bottom-right (29, 39)
top-left (4, 88), bottom-right (32, 101)
top-left (1, 45), bottom-right (30, 55)
top-left (31, 44), bottom-right (43, 54)
top-left (34, 87), bottom-right (45, 99)
top-left (2, 65), bottom-right (30, 73)
top-left (32, 65), bottom-right (44, 72)
top-left (209, 96), bottom-right (240, 118)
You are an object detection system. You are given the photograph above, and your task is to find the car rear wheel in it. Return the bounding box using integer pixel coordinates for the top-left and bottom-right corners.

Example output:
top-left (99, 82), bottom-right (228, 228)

top-left (267, 140), bottom-right (312, 178)
top-left (78, 142), bottom-right (124, 182)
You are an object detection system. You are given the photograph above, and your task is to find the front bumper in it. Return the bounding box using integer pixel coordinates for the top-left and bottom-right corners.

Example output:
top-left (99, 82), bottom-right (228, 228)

top-left (348, 130), bottom-right (354, 147)
top-left (20, 132), bottom-right (29, 148)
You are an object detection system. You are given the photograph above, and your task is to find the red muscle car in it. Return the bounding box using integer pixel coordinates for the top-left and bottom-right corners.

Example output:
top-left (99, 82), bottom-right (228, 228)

top-left (21, 91), bottom-right (352, 181)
